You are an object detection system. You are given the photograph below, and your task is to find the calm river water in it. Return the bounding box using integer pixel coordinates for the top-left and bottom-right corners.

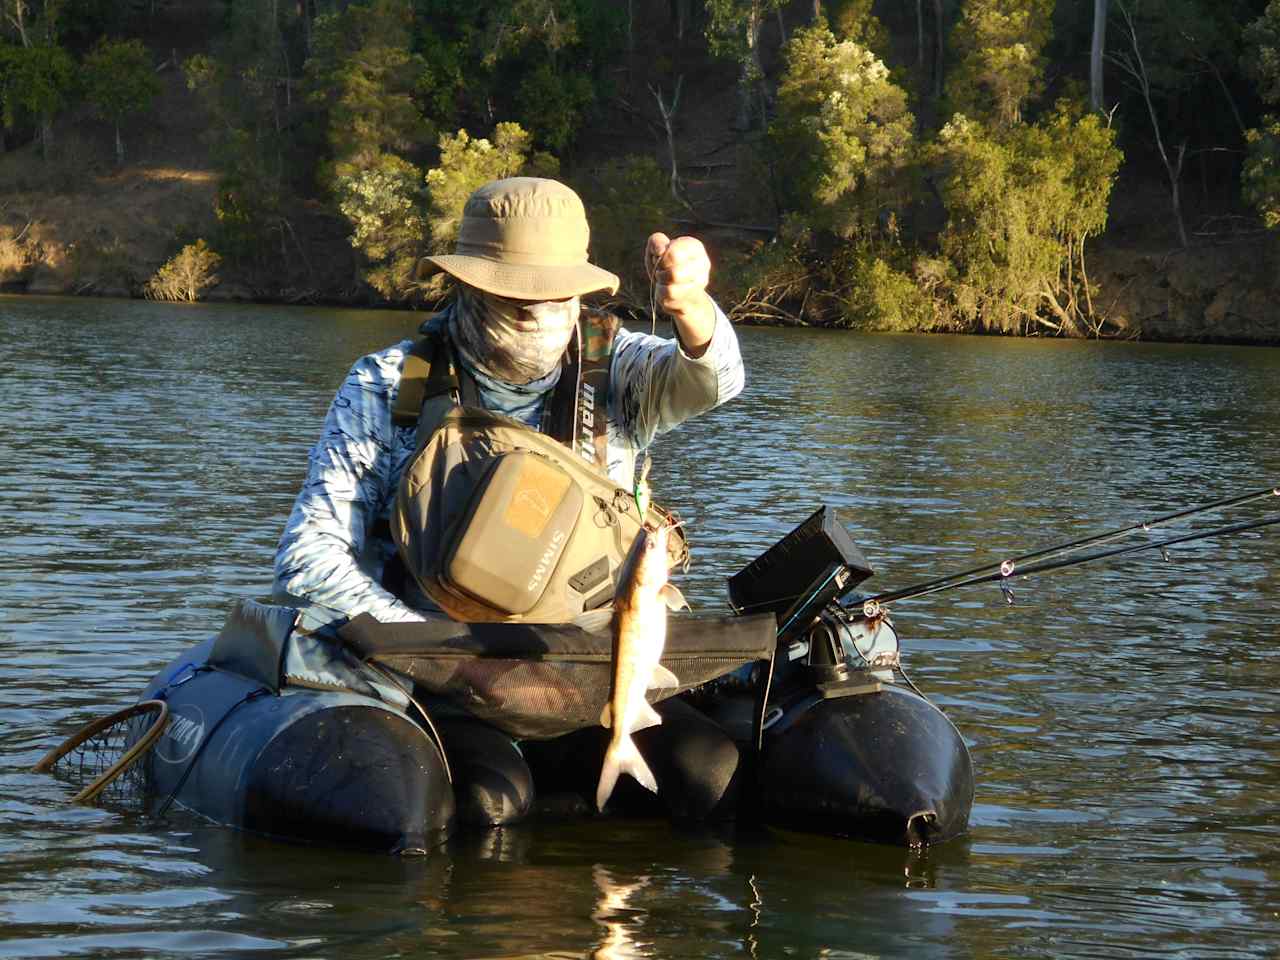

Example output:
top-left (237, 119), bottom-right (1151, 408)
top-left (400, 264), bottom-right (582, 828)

top-left (2, 294), bottom-right (1277, 959)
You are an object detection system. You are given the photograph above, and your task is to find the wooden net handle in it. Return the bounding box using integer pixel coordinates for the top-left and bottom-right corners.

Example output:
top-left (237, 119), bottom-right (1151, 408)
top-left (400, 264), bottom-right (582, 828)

top-left (33, 700), bottom-right (171, 804)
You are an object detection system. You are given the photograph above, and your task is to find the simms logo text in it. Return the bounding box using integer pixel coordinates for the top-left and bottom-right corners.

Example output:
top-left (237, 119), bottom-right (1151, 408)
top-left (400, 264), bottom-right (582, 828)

top-left (527, 530), bottom-right (567, 592)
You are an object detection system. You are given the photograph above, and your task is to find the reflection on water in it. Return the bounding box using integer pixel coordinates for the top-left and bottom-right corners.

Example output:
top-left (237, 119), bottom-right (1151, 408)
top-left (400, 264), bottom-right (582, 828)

top-left (1, 295), bottom-right (1278, 959)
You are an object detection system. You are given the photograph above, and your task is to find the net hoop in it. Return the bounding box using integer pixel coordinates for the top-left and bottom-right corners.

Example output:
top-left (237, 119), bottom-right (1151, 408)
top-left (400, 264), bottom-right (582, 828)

top-left (33, 699), bottom-right (170, 804)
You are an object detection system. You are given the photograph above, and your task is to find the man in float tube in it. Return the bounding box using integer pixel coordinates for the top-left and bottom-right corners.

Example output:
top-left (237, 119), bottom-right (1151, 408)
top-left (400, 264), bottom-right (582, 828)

top-left (272, 177), bottom-right (746, 825)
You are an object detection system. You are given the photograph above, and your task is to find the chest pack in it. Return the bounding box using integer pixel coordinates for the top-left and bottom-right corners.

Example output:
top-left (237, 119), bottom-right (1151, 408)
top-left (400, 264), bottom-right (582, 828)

top-left (389, 310), bottom-right (687, 624)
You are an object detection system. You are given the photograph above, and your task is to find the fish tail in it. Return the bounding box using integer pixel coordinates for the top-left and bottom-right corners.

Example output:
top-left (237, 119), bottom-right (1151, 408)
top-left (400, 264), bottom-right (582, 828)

top-left (595, 736), bottom-right (658, 811)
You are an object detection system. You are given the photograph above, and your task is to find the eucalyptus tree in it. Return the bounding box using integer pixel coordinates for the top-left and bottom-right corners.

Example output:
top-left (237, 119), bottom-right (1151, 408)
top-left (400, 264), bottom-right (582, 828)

top-left (768, 19), bottom-right (914, 239)
top-left (83, 37), bottom-right (160, 164)
top-left (945, 0), bottom-right (1054, 128)
top-left (1105, 0), bottom-right (1253, 247)
top-left (1243, 1), bottom-right (1280, 227)
top-left (927, 103), bottom-right (1121, 334)
top-left (705, 0), bottom-right (786, 131)
top-left (1090, 0), bottom-right (1106, 111)
top-left (305, 0), bottom-right (431, 289)
top-left (5, 40), bottom-right (73, 156)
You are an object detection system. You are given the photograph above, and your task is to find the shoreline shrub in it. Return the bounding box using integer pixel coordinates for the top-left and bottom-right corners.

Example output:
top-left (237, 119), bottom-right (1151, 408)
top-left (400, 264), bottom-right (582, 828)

top-left (145, 240), bottom-right (222, 302)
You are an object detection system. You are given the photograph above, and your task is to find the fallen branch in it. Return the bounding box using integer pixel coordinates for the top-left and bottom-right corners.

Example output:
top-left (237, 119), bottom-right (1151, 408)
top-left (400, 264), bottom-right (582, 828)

top-left (672, 217), bottom-right (775, 235)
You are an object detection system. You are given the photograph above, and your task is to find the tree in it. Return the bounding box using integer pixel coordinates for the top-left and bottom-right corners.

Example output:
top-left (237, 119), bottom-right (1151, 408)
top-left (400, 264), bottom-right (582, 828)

top-left (1243, 1), bottom-right (1280, 228)
top-left (1107, 0), bottom-right (1189, 247)
top-left (144, 240), bottom-right (222, 302)
top-left (306, 0), bottom-right (430, 186)
top-left (576, 154), bottom-right (679, 298)
top-left (337, 152), bottom-right (425, 299)
top-left (1090, 0), bottom-right (1107, 111)
top-left (768, 20), bottom-right (915, 240)
top-left (946, 0), bottom-right (1054, 128)
top-left (6, 41), bottom-right (73, 156)
top-left (927, 104), bottom-right (1121, 334)
top-left (423, 123), bottom-right (558, 257)
top-left (83, 38), bottom-right (160, 164)
top-left (706, 0), bottom-right (786, 131)
top-left (480, 0), bottom-right (621, 152)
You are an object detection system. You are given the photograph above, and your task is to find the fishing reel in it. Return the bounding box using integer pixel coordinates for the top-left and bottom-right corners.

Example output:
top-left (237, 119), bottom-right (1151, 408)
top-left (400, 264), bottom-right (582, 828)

top-left (795, 602), bottom-right (900, 683)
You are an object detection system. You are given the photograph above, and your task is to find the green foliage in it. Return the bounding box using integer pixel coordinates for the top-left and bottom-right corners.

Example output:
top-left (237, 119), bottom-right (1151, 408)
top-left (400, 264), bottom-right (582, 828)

top-left (337, 152), bottom-right (425, 299)
top-left (145, 240), bottom-right (222, 302)
top-left (769, 20), bottom-right (915, 240)
top-left (423, 123), bottom-right (558, 255)
top-left (927, 104), bottom-right (1121, 333)
top-left (484, 0), bottom-right (581, 63)
top-left (1244, 119), bottom-right (1280, 229)
top-left (1244, 1), bottom-right (1280, 105)
top-left (946, 0), bottom-right (1054, 127)
top-left (705, 0), bottom-right (784, 63)
top-left (1244, 3), bottom-right (1280, 229)
top-left (835, 247), bottom-right (933, 331)
top-left (576, 155), bottom-right (679, 298)
top-left (83, 38), bottom-right (159, 162)
top-left (5, 42), bottom-right (74, 124)
top-left (307, 0), bottom-right (431, 185)
top-left (826, 0), bottom-right (889, 57)
top-left (514, 61), bottom-right (595, 154)
top-left (412, 0), bottom-right (484, 128)
top-left (482, 0), bottom-right (621, 151)
top-left (212, 139), bottom-right (284, 264)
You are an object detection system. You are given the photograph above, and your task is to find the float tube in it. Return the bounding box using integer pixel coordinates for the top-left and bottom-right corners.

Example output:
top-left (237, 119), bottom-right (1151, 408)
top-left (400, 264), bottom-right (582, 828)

top-left (137, 602), bottom-right (455, 854)
top-left (132, 507), bottom-right (974, 851)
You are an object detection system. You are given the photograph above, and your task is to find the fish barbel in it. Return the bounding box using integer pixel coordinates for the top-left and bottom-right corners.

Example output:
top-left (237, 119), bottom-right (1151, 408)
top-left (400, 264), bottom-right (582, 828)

top-left (595, 522), bottom-right (687, 811)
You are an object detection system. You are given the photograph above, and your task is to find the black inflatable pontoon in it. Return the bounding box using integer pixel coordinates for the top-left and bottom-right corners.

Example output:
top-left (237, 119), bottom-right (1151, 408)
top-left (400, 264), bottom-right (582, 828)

top-left (133, 507), bottom-right (974, 851)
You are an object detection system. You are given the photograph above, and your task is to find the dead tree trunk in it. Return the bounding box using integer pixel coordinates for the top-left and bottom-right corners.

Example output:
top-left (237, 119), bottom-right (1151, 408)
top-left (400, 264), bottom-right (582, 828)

top-left (1090, 0), bottom-right (1106, 111)
top-left (932, 0), bottom-right (944, 100)
top-left (917, 0), bottom-right (925, 69)
top-left (732, 6), bottom-right (764, 131)
top-left (650, 77), bottom-right (684, 201)
top-left (4, 0), bottom-right (31, 47)
top-left (1109, 1), bottom-right (1189, 248)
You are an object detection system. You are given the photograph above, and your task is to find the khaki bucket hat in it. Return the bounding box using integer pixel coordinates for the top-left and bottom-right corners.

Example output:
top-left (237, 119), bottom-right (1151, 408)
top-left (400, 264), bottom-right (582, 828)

top-left (419, 177), bottom-right (620, 300)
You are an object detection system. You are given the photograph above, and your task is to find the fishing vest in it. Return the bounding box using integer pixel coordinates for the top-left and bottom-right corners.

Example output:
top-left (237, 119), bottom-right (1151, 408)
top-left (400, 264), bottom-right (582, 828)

top-left (389, 309), bottom-right (687, 624)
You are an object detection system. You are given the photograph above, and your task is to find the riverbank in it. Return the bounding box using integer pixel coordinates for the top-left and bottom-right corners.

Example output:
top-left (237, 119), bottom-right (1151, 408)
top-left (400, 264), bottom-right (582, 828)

top-left (2, 54), bottom-right (1277, 345)
top-left (3, 163), bottom-right (1278, 345)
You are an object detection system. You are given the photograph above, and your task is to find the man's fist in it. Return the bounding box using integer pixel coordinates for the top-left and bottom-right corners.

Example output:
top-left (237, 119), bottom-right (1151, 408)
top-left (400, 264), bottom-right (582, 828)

top-left (646, 232), bottom-right (716, 356)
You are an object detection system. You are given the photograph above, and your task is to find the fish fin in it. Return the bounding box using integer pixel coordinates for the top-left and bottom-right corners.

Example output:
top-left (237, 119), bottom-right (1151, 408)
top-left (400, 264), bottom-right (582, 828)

top-left (599, 702), bottom-right (613, 729)
top-left (596, 736), bottom-right (658, 811)
top-left (631, 699), bottom-right (662, 732)
top-left (573, 609), bottom-right (613, 633)
top-left (647, 663), bottom-right (680, 690)
top-left (660, 584), bottom-right (689, 612)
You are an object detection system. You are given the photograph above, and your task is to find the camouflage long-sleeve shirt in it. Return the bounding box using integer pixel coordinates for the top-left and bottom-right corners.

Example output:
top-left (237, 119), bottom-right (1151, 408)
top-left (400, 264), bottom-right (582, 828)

top-left (273, 306), bottom-right (745, 629)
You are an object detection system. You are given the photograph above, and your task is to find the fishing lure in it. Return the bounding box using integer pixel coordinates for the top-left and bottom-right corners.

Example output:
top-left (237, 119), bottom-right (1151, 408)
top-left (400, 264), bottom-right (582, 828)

top-left (634, 452), bottom-right (653, 519)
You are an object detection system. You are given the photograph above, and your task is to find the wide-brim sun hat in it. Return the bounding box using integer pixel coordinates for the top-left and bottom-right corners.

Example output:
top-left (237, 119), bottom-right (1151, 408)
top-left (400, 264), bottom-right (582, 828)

top-left (418, 177), bottom-right (620, 300)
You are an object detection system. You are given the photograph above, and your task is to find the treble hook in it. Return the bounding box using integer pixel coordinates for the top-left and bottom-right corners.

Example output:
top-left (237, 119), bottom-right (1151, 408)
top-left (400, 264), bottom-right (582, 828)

top-left (999, 581), bottom-right (1015, 605)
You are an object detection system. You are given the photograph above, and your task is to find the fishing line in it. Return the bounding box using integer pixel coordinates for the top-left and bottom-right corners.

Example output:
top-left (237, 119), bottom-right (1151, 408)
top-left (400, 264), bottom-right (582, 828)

top-left (646, 243), bottom-right (659, 338)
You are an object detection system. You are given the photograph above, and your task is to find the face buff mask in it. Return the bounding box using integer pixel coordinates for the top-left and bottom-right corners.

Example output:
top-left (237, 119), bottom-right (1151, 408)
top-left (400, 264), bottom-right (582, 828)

top-left (452, 286), bottom-right (580, 385)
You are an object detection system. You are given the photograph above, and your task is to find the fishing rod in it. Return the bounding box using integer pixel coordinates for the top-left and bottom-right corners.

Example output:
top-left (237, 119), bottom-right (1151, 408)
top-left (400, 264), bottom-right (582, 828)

top-left (862, 508), bottom-right (1280, 612)
top-left (862, 485), bottom-right (1280, 608)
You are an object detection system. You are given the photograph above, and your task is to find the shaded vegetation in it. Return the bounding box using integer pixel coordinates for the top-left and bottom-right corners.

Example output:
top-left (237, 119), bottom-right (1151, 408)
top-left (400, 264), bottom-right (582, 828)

top-left (0, 0), bottom-right (1275, 335)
